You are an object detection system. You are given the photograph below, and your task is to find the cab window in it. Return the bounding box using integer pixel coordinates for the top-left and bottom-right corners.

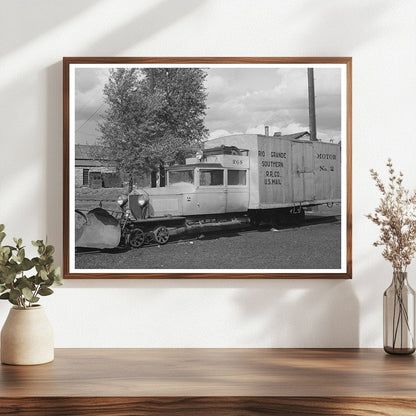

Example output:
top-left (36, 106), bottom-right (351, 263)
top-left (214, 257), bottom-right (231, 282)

top-left (199, 169), bottom-right (224, 186)
top-left (228, 170), bottom-right (247, 186)
top-left (168, 169), bottom-right (194, 185)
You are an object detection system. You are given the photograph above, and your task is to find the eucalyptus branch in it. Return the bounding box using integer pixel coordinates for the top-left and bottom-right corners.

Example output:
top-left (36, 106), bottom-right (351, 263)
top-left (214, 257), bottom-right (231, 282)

top-left (32, 284), bottom-right (41, 300)
top-left (0, 225), bottom-right (62, 309)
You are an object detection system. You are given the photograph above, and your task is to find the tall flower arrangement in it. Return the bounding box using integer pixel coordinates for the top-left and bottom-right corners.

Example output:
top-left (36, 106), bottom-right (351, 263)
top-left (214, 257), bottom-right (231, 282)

top-left (367, 159), bottom-right (416, 354)
top-left (366, 159), bottom-right (416, 272)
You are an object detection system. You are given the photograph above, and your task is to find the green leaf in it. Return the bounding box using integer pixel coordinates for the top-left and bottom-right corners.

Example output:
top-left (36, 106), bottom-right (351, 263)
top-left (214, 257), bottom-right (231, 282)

top-left (34, 274), bottom-right (43, 285)
top-left (0, 246), bottom-right (11, 265)
top-left (0, 288), bottom-right (8, 296)
top-left (0, 268), bottom-right (17, 284)
top-left (8, 263), bottom-right (20, 275)
top-left (8, 297), bottom-right (18, 306)
top-left (9, 288), bottom-right (21, 301)
top-left (39, 269), bottom-right (48, 281)
top-left (44, 245), bottom-right (55, 256)
top-left (52, 267), bottom-right (63, 285)
top-left (4, 274), bottom-right (15, 284)
top-left (38, 287), bottom-right (53, 296)
top-left (4, 245), bottom-right (17, 251)
top-left (0, 264), bottom-right (7, 276)
top-left (17, 248), bottom-right (25, 263)
top-left (0, 246), bottom-right (10, 255)
top-left (17, 276), bottom-right (35, 290)
top-left (32, 240), bottom-right (43, 247)
top-left (0, 224), bottom-right (5, 232)
top-left (0, 285), bottom-right (6, 293)
top-left (42, 276), bottom-right (54, 287)
top-left (20, 258), bottom-right (33, 271)
top-left (0, 232), bottom-right (6, 244)
top-left (41, 256), bottom-right (54, 266)
top-left (13, 237), bottom-right (22, 248)
top-left (0, 292), bottom-right (17, 306)
top-left (22, 287), bottom-right (34, 301)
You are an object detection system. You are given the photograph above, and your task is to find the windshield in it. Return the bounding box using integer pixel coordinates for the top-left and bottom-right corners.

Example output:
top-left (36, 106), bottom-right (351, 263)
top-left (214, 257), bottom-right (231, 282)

top-left (228, 169), bottom-right (247, 185)
top-left (199, 169), bottom-right (224, 186)
top-left (168, 169), bottom-right (194, 186)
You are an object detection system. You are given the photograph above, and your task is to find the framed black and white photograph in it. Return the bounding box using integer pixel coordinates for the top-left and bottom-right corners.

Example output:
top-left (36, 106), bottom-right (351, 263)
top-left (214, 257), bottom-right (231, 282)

top-left (63, 57), bottom-right (352, 279)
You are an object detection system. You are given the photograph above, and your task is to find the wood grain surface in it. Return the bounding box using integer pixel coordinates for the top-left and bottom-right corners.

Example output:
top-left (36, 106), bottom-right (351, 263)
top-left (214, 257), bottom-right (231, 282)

top-left (1, 348), bottom-right (415, 415)
top-left (1, 397), bottom-right (416, 416)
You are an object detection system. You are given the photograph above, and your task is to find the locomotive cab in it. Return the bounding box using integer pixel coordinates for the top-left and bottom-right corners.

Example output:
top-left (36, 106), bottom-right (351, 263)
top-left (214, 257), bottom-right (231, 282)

top-left (128, 146), bottom-right (250, 220)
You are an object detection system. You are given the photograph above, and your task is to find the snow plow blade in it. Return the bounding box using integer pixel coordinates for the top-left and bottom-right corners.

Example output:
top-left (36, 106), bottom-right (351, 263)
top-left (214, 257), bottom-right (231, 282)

top-left (75, 208), bottom-right (121, 249)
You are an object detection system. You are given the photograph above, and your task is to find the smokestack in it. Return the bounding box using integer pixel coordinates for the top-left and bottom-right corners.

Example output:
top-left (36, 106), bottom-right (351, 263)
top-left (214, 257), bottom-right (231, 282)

top-left (308, 68), bottom-right (317, 141)
top-left (265, 126), bottom-right (269, 136)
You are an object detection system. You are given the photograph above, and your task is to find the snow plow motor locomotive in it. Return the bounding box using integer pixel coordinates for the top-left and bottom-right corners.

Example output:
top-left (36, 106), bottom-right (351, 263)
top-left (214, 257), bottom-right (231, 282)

top-left (75, 207), bottom-right (121, 249)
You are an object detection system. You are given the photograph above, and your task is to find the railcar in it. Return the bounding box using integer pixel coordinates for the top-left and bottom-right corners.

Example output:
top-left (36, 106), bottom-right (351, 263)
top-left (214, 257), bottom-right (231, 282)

top-left (115, 133), bottom-right (341, 248)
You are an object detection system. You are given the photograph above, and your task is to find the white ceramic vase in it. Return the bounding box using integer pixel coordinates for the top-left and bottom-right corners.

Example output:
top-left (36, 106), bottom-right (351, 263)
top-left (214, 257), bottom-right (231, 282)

top-left (1, 305), bottom-right (54, 365)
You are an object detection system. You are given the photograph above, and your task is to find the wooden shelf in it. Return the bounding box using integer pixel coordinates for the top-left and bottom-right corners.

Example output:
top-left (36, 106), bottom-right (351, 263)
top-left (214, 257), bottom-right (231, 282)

top-left (1, 348), bottom-right (415, 415)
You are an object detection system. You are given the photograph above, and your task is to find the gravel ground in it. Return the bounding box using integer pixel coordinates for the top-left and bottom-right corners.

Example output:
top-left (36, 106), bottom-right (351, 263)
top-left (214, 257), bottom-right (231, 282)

top-left (75, 213), bottom-right (341, 270)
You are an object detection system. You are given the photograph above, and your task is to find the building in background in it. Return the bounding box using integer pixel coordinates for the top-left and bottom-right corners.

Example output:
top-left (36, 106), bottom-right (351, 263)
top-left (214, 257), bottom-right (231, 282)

top-left (75, 145), bottom-right (121, 188)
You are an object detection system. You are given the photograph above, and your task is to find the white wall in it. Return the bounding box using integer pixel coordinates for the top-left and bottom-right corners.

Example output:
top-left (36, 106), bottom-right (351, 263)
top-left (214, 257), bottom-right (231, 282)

top-left (0, 0), bottom-right (415, 347)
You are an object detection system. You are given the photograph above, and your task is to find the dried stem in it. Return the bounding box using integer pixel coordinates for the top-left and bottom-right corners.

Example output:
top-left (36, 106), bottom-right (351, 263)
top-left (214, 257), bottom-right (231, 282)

top-left (366, 159), bottom-right (416, 271)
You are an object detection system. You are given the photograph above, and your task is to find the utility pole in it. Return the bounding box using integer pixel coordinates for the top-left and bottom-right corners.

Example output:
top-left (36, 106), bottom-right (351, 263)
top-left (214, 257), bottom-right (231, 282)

top-left (148, 69), bottom-right (166, 188)
top-left (307, 68), bottom-right (317, 141)
top-left (149, 68), bottom-right (158, 188)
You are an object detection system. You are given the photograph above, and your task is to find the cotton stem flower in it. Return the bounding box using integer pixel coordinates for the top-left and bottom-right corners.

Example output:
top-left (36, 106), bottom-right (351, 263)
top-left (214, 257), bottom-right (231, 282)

top-left (366, 159), bottom-right (416, 272)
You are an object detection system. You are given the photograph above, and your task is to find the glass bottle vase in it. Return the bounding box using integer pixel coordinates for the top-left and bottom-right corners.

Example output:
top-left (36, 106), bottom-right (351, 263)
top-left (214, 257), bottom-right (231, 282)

top-left (383, 271), bottom-right (416, 355)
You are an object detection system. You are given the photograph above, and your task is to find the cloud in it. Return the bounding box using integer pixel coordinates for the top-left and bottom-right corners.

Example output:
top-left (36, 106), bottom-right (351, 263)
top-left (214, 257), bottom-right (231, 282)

top-left (205, 73), bottom-right (234, 104)
top-left (209, 122), bottom-right (338, 143)
top-left (208, 129), bottom-right (244, 140)
top-left (75, 68), bottom-right (109, 143)
top-left (205, 67), bottom-right (341, 141)
top-left (73, 66), bottom-right (342, 145)
top-left (75, 69), bottom-right (109, 119)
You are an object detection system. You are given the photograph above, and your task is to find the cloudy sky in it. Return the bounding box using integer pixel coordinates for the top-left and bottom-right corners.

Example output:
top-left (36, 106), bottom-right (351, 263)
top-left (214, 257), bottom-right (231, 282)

top-left (74, 66), bottom-right (342, 145)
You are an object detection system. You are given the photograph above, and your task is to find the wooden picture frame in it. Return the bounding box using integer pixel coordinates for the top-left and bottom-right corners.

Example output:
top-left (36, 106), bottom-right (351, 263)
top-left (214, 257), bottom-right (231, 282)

top-left (63, 57), bottom-right (352, 279)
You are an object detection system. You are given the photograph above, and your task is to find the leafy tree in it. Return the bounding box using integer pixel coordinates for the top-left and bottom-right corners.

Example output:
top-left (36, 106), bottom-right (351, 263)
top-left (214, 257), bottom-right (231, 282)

top-left (98, 68), bottom-right (208, 188)
top-left (97, 69), bottom-right (158, 184)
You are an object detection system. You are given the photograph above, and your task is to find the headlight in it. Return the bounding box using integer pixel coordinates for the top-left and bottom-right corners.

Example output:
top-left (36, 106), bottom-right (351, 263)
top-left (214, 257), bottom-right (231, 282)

top-left (138, 193), bottom-right (149, 207)
top-left (117, 194), bottom-right (128, 206)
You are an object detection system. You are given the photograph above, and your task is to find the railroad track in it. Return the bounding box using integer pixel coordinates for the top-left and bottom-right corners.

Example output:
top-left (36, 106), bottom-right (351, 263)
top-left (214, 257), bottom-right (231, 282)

top-left (75, 214), bottom-right (340, 255)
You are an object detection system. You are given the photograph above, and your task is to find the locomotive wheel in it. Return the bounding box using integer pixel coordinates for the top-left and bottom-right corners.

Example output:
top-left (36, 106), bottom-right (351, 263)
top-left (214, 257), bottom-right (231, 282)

top-left (153, 226), bottom-right (170, 245)
top-left (128, 228), bottom-right (145, 248)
